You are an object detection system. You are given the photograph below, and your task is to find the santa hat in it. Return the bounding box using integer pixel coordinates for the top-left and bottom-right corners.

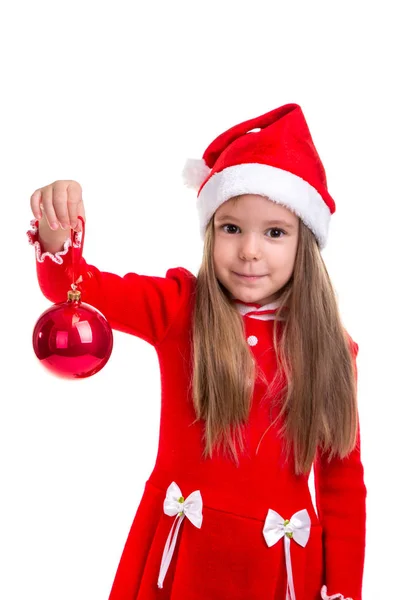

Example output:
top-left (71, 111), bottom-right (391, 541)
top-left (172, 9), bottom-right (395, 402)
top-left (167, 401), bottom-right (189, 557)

top-left (182, 103), bottom-right (335, 249)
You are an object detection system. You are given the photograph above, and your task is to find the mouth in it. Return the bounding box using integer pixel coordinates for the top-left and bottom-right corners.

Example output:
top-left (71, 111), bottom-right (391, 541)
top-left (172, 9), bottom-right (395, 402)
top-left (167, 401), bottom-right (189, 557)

top-left (233, 272), bottom-right (267, 280)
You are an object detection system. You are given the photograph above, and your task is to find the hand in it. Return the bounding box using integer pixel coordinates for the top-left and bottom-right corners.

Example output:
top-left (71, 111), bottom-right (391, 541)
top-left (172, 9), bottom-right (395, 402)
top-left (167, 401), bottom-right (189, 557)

top-left (30, 180), bottom-right (86, 232)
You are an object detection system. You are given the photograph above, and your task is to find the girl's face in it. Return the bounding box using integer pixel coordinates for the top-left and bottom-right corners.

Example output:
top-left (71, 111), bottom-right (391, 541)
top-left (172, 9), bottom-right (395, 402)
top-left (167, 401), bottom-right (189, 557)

top-left (213, 194), bottom-right (299, 305)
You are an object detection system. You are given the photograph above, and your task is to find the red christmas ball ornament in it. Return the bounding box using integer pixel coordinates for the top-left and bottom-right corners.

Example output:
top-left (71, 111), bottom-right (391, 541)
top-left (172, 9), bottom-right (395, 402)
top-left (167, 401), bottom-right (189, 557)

top-left (32, 217), bottom-right (113, 379)
top-left (33, 288), bottom-right (113, 379)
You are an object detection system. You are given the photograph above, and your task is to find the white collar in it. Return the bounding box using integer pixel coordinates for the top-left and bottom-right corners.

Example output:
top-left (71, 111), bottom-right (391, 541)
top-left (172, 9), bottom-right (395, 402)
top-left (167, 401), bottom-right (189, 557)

top-left (233, 298), bottom-right (287, 321)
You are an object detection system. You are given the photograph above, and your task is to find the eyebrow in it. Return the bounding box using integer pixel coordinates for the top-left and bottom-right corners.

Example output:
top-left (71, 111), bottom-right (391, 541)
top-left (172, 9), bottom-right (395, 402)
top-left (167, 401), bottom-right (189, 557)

top-left (214, 215), bottom-right (296, 230)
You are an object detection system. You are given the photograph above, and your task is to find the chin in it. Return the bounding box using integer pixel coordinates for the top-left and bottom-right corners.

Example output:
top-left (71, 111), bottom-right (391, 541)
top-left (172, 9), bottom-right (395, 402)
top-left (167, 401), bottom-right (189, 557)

top-left (237, 291), bottom-right (268, 303)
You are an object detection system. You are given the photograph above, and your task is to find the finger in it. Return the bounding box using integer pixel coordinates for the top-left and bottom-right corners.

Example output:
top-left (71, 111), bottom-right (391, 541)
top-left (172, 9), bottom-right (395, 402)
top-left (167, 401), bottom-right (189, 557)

top-left (66, 182), bottom-right (83, 230)
top-left (52, 182), bottom-right (71, 230)
top-left (41, 186), bottom-right (60, 230)
top-left (30, 189), bottom-right (43, 220)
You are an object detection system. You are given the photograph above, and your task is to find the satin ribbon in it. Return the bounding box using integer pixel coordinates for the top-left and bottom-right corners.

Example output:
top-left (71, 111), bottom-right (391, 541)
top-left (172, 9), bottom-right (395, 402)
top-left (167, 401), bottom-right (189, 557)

top-left (157, 481), bottom-right (203, 589)
top-left (263, 508), bottom-right (311, 600)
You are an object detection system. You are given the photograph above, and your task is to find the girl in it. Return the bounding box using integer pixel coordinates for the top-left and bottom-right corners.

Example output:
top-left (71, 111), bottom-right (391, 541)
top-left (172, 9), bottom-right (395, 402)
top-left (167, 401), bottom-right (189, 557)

top-left (27, 103), bottom-right (367, 600)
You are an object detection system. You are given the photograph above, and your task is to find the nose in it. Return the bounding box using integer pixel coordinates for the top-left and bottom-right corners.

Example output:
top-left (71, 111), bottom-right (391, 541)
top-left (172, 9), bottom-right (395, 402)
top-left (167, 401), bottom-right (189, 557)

top-left (239, 233), bottom-right (262, 261)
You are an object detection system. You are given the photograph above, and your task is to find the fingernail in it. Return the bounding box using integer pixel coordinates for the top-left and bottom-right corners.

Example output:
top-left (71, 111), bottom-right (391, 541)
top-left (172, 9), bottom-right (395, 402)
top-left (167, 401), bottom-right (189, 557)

top-left (51, 222), bottom-right (59, 230)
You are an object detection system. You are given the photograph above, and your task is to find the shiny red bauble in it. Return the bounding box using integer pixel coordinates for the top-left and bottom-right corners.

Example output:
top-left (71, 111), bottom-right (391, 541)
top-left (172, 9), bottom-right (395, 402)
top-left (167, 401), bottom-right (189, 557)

top-left (32, 290), bottom-right (113, 379)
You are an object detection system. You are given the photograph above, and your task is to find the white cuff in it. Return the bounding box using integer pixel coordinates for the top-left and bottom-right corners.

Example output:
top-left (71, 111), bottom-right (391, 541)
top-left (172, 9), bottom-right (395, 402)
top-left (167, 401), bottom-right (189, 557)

top-left (27, 219), bottom-right (81, 264)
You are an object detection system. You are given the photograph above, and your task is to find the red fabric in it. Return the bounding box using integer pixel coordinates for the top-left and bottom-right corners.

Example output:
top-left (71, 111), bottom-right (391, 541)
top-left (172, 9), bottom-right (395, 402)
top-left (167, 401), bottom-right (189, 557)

top-left (314, 340), bottom-right (367, 600)
top-left (29, 229), bottom-right (366, 600)
top-left (198, 103), bottom-right (336, 216)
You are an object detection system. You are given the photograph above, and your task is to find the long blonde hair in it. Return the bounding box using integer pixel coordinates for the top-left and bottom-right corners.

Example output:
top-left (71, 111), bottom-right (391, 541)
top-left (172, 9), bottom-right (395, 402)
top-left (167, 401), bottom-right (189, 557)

top-left (191, 209), bottom-right (359, 475)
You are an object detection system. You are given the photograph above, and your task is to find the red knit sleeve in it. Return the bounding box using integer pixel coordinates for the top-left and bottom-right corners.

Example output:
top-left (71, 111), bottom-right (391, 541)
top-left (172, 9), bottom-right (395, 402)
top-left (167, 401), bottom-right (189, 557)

top-left (314, 337), bottom-right (367, 600)
top-left (27, 220), bottom-right (196, 346)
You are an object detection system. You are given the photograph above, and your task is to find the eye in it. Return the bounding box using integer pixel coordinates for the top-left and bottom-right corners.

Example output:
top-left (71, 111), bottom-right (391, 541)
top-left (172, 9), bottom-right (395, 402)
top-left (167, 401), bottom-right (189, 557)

top-left (221, 224), bottom-right (240, 234)
top-left (266, 228), bottom-right (286, 239)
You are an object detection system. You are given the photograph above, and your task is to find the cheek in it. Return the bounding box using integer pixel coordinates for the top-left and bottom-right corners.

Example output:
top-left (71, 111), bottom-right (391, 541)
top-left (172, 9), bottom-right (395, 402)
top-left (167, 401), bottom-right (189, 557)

top-left (213, 238), bottom-right (227, 264)
top-left (269, 246), bottom-right (296, 273)
top-left (212, 244), bottom-right (219, 267)
top-left (212, 242), bottom-right (221, 274)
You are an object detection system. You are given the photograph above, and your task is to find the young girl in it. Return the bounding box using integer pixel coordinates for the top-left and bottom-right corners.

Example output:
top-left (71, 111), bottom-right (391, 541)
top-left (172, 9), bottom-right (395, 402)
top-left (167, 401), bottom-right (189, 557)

top-left (27, 103), bottom-right (367, 600)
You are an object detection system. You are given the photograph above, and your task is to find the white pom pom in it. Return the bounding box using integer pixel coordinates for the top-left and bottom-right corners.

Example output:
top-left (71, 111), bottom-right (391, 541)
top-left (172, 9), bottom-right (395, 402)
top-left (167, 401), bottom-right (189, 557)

top-left (182, 158), bottom-right (211, 190)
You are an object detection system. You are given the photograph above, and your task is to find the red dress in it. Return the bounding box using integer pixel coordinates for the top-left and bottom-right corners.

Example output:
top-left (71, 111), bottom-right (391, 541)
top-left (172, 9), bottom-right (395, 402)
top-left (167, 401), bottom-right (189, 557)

top-left (28, 223), bottom-right (367, 600)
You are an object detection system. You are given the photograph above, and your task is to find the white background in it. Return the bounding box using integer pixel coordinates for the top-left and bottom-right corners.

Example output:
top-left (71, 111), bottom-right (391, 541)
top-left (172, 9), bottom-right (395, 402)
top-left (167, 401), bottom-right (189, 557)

top-left (1, 1), bottom-right (398, 598)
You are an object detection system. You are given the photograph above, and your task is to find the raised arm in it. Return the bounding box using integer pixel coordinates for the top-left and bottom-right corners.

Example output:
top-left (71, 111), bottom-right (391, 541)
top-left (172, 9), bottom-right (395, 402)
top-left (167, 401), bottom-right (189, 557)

top-left (28, 181), bottom-right (196, 346)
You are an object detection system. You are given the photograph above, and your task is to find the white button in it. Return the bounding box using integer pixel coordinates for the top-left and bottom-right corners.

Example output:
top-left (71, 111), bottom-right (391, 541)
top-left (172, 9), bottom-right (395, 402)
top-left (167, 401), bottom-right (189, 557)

top-left (247, 335), bottom-right (258, 346)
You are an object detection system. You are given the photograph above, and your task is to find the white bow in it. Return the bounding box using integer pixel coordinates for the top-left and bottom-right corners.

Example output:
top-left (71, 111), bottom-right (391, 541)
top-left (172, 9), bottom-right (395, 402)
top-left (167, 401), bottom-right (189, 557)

top-left (263, 508), bottom-right (311, 600)
top-left (157, 481), bottom-right (203, 589)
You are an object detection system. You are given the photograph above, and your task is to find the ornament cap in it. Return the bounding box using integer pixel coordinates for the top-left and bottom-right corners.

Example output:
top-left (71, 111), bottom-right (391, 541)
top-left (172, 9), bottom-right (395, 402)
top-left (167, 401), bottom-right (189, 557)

top-left (67, 289), bottom-right (81, 302)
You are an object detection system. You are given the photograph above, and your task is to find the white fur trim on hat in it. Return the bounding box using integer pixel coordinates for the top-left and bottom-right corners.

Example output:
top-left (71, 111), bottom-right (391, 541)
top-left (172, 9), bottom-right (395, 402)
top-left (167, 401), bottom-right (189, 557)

top-left (182, 158), bottom-right (211, 190)
top-left (196, 163), bottom-right (331, 249)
